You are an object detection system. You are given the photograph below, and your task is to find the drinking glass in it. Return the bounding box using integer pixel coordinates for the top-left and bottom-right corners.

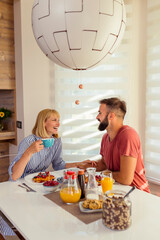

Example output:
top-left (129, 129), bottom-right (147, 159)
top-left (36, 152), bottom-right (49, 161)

top-left (101, 171), bottom-right (113, 194)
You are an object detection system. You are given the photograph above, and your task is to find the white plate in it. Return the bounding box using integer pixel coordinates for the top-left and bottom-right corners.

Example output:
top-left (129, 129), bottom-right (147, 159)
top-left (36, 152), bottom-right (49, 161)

top-left (79, 201), bottom-right (102, 213)
top-left (24, 172), bottom-right (55, 185)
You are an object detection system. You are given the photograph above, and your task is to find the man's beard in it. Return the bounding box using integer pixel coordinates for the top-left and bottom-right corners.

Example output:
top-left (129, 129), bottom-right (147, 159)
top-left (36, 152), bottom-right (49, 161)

top-left (98, 115), bottom-right (109, 131)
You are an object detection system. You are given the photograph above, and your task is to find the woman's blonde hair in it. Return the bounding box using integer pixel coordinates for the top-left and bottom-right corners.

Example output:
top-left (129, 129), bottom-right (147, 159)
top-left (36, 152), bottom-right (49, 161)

top-left (32, 109), bottom-right (60, 138)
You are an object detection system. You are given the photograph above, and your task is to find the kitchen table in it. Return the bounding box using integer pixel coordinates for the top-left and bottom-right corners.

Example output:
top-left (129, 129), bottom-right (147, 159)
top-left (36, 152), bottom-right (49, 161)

top-left (0, 170), bottom-right (160, 240)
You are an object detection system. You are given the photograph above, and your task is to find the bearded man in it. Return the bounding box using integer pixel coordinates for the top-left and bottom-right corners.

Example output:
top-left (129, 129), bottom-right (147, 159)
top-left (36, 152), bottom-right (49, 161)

top-left (80, 97), bottom-right (150, 193)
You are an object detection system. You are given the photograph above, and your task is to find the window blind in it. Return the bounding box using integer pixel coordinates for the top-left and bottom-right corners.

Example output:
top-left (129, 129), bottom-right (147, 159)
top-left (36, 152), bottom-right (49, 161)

top-left (54, 1), bottom-right (133, 163)
top-left (145, 0), bottom-right (160, 183)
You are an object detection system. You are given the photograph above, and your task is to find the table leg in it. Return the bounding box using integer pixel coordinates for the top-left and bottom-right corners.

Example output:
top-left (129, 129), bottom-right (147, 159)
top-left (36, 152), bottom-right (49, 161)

top-left (0, 211), bottom-right (25, 240)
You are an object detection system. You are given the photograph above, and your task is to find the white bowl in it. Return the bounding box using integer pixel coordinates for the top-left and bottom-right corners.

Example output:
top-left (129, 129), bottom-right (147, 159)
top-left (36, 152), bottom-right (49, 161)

top-left (43, 181), bottom-right (59, 192)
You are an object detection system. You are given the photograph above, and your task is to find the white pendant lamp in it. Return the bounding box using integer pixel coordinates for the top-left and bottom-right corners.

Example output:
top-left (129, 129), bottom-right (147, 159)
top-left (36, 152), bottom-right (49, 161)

top-left (32, 0), bottom-right (126, 70)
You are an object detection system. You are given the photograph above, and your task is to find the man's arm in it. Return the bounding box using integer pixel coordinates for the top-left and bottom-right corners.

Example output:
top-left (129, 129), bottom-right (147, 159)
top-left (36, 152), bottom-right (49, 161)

top-left (94, 157), bottom-right (107, 171)
top-left (112, 155), bottom-right (137, 185)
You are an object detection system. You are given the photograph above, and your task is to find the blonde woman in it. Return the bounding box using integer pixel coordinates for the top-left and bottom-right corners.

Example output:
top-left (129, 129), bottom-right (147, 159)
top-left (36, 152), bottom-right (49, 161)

top-left (9, 109), bottom-right (78, 181)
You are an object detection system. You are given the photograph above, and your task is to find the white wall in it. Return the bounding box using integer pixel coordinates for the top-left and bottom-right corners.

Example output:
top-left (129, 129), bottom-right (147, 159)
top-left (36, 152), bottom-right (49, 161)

top-left (126, 0), bottom-right (147, 153)
top-left (10, 0), bottom-right (55, 155)
top-left (20, 0), bottom-right (56, 137)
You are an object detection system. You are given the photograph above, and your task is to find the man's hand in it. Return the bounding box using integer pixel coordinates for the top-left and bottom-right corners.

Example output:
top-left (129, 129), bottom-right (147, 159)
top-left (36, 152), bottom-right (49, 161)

top-left (76, 160), bottom-right (93, 170)
top-left (77, 158), bottom-right (107, 171)
top-left (81, 160), bottom-right (97, 167)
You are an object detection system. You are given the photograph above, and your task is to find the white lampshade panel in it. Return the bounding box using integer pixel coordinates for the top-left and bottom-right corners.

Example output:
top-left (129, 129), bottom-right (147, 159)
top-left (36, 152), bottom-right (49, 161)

top-left (32, 0), bottom-right (126, 70)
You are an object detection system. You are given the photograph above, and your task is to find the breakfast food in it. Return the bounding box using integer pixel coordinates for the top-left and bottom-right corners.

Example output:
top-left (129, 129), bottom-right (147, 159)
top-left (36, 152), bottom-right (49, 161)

top-left (82, 199), bottom-right (103, 210)
top-left (43, 180), bottom-right (59, 187)
top-left (95, 175), bottom-right (102, 186)
top-left (33, 171), bottom-right (55, 183)
top-left (56, 177), bottom-right (64, 183)
top-left (85, 174), bottom-right (102, 186)
top-left (102, 195), bottom-right (131, 230)
top-left (82, 199), bottom-right (90, 208)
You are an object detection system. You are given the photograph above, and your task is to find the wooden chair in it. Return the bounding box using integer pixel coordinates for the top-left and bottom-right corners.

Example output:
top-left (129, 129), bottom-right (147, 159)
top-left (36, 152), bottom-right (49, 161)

top-left (0, 232), bottom-right (5, 240)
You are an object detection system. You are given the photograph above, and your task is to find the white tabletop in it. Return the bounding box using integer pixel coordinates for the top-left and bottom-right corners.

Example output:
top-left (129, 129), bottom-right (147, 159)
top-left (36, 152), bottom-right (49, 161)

top-left (0, 170), bottom-right (160, 240)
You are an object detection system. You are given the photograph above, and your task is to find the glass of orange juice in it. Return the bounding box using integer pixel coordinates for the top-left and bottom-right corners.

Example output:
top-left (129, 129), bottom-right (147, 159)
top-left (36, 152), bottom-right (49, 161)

top-left (101, 171), bottom-right (113, 194)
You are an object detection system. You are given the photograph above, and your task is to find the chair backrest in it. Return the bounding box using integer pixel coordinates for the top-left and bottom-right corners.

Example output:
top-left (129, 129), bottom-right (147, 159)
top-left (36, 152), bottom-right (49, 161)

top-left (0, 232), bottom-right (5, 240)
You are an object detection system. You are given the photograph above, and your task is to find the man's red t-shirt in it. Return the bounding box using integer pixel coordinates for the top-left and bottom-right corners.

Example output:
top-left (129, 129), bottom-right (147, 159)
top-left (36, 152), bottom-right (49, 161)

top-left (100, 125), bottom-right (150, 193)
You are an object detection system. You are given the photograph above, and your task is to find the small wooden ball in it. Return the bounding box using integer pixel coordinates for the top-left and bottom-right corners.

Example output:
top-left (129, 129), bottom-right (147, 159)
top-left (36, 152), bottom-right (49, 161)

top-left (75, 100), bottom-right (80, 105)
top-left (79, 84), bottom-right (83, 89)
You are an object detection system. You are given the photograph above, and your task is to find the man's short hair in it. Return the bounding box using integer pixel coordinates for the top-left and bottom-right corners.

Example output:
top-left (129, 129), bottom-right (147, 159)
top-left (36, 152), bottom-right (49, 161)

top-left (99, 97), bottom-right (126, 118)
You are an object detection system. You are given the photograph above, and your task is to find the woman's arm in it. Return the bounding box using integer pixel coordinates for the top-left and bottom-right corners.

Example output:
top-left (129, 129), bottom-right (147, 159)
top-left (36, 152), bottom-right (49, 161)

top-left (12, 140), bottom-right (43, 181)
top-left (65, 162), bottom-right (80, 168)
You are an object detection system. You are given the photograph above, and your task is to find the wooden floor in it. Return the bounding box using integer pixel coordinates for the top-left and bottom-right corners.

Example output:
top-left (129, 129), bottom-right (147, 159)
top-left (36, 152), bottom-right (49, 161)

top-left (148, 181), bottom-right (160, 197)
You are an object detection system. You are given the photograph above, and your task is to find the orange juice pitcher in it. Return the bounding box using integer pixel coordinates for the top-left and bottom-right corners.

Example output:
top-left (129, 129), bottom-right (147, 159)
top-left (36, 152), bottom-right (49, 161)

top-left (60, 171), bottom-right (81, 204)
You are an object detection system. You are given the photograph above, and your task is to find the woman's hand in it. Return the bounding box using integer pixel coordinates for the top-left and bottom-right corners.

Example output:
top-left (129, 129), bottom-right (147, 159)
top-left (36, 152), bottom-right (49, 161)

top-left (27, 140), bottom-right (44, 155)
top-left (12, 140), bottom-right (44, 181)
top-left (82, 160), bottom-right (98, 167)
top-left (79, 158), bottom-right (106, 171)
top-left (76, 160), bottom-right (97, 170)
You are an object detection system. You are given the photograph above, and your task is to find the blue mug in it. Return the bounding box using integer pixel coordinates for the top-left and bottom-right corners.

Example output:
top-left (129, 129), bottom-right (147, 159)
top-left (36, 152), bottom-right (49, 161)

top-left (41, 138), bottom-right (54, 148)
